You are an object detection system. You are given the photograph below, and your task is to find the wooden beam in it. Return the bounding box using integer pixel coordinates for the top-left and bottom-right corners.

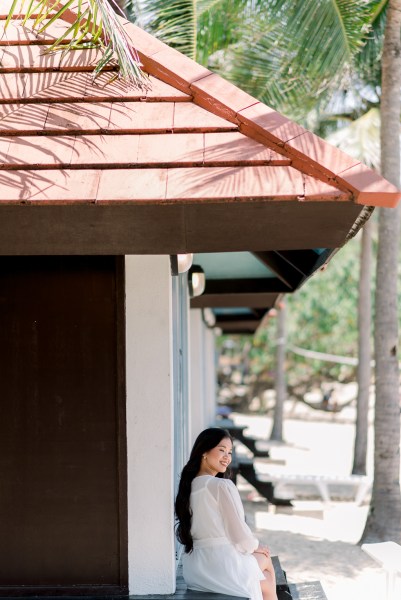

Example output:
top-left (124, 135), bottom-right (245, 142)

top-left (252, 251), bottom-right (304, 289)
top-left (277, 248), bottom-right (334, 273)
top-left (191, 292), bottom-right (279, 308)
top-left (216, 320), bottom-right (261, 333)
top-left (202, 279), bottom-right (288, 295)
top-left (0, 202), bottom-right (362, 255)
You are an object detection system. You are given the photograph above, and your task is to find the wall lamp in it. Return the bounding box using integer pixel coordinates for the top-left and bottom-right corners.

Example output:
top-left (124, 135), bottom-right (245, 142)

top-left (188, 265), bottom-right (206, 298)
top-left (170, 253), bottom-right (193, 276)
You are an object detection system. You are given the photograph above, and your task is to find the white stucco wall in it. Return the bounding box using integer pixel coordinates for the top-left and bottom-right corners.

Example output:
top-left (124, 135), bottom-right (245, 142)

top-left (204, 327), bottom-right (217, 427)
top-left (125, 255), bottom-right (176, 595)
top-left (189, 310), bottom-right (218, 443)
top-left (189, 309), bottom-right (207, 442)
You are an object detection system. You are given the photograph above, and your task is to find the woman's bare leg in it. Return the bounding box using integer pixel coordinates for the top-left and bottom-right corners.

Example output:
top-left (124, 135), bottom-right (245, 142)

top-left (253, 553), bottom-right (277, 600)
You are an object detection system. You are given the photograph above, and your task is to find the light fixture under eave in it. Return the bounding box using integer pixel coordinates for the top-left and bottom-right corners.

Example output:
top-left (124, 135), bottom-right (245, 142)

top-left (177, 253), bottom-right (193, 273)
top-left (170, 253), bottom-right (193, 276)
top-left (188, 265), bottom-right (206, 298)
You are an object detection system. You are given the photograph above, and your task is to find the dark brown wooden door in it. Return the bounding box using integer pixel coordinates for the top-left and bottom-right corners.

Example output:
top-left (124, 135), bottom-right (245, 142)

top-left (0, 256), bottom-right (127, 596)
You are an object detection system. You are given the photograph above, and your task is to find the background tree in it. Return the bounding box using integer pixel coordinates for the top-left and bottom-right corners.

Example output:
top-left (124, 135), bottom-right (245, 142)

top-left (223, 239), bottom-right (363, 411)
top-left (126, 0), bottom-right (249, 63)
top-left (326, 111), bottom-right (379, 475)
top-left (353, 218), bottom-right (373, 475)
top-left (270, 300), bottom-right (287, 442)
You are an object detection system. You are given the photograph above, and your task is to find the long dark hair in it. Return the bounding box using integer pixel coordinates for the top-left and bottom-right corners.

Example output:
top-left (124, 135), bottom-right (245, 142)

top-left (174, 427), bottom-right (232, 553)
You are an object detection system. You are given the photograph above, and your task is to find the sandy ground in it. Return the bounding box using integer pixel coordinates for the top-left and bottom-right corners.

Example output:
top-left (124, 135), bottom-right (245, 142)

top-left (230, 407), bottom-right (401, 600)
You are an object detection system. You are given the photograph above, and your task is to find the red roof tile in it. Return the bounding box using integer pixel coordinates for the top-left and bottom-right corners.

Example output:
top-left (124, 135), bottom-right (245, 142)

top-left (0, 135), bottom-right (11, 161)
top-left (5, 135), bottom-right (76, 166)
top-left (97, 168), bottom-right (167, 203)
top-left (71, 134), bottom-right (140, 166)
top-left (0, 3), bottom-right (399, 255)
top-left (204, 132), bottom-right (277, 165)
top-left (165, 166), bottom-right (304, 201)
top-left (0, 103), bottom-right (50, 134)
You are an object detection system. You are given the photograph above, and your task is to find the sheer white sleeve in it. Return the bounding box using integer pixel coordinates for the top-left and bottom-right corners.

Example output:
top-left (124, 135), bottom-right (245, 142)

top-left (208, 478), bottom-right (259, 554)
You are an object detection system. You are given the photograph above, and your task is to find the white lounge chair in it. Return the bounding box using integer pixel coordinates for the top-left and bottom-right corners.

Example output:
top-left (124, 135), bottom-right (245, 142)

top-left (255, 470), bottom-right (372, 505)
top-left (362, 541), bottom-right (401, 600)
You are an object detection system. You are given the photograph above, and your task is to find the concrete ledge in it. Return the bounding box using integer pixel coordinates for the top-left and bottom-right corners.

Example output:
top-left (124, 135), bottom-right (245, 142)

top-left (288, 581), bottom-right (327, 599)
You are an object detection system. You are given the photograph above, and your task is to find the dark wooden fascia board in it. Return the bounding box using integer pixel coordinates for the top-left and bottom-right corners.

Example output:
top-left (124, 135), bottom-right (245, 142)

top-left (215, 311), bottom-right (266, 323)
top-left (217, 320), bottom-right (260, 334)
top-left (203, 278), bottom-right (289, 295)
top-left (190, 292), bottom-right (279, 309)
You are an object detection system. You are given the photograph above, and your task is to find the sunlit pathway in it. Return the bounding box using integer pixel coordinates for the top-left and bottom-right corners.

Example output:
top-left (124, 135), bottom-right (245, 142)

top-left (230, 410), bottom-right (401, 600)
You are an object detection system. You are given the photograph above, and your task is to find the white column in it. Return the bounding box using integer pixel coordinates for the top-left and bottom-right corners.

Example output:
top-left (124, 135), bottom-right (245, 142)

top-left (125, 256), bottom-right (175, 595)
top-left (204, 327), bottom-right (217, 426)
top-left (189, 309), bottom-right (206, 442)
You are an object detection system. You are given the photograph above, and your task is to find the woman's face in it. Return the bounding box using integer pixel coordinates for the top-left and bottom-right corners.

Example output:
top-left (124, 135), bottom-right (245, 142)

top-left (203, 437), bottom-right (233, 475)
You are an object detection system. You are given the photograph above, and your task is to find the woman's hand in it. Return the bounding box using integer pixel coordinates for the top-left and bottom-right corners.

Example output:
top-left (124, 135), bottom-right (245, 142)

top-left (254, 545), bottom-right (271, 558)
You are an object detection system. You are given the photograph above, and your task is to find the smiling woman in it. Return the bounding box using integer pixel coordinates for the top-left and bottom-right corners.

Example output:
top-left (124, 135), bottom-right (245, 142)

top-left (175, 428), bottom-right (277, 600)
top-left (198, 437), bottom-right (233, 476)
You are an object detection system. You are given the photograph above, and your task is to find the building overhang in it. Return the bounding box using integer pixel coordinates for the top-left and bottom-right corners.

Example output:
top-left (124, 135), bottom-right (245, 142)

top-left (0, 4), bottom-right (399, 257)
top-left (190, 249), bottom-right (333, 333)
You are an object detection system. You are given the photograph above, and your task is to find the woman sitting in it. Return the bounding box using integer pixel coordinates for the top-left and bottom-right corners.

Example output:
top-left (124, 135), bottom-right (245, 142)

top-left (175, 427), bottom-right (277, 600)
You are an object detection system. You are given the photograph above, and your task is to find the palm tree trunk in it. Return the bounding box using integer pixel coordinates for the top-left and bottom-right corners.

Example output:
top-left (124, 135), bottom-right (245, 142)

top-left (361, 0), bottom-right (401, 543)
top-left (270, 300), bottom-right (286, 442)
top-left (352, 219), bottom-right (373, 475)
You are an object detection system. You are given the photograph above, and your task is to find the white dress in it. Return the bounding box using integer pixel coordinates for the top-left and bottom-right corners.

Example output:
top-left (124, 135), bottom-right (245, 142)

top-left (182, 475), bottom-right (264, 600)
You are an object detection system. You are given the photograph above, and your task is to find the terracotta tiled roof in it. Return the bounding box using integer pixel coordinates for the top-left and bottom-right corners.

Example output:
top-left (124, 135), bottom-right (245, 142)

top-left (0, 1), bottom-right (399, 255)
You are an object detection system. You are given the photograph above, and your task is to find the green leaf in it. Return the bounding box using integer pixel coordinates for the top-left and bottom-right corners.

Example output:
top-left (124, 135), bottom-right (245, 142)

top-left (6, 0), bottom-right (148, 88)
top-left (127, 0), bottom-right (249, 63)
top-left (5, 0), bottom-right (21, 28)
top-left (220, 0), bottom-right (380, 116)
top-left (36, 0), bottom-right (78, 33)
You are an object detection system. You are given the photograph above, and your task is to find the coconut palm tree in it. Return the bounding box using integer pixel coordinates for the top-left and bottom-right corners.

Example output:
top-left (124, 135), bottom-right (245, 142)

top-left (320, 0), bottom-right (401, 542)
top-left (352, 218), bottom-right (373, 476)
top-left (360, 0), bottom-right (401, 543)
top-left (270, 299), bottom-right (287, 442)
top-left (326, 110), bottom-right (378, 477)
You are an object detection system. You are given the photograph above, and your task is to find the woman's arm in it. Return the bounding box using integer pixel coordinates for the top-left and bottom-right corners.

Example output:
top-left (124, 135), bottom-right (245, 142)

top-left (215, 479), bottom-right (259, 553)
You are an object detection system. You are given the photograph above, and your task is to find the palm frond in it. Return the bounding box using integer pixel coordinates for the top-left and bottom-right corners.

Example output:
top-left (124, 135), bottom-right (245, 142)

top-left (355, 0), bottom-right (388, 88)
top-left (127, 0), bottom-right (197, 59)
top-left (6, 0), bottom-right (149, 88)
top-left (221, 0), bottom-right (378, 117)
top-left (196, 0), bottom-right (249, 66)
top-left (127, 0), bottom-right (248, 63)
top-left (269, 0), bottom-right (371, 74)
